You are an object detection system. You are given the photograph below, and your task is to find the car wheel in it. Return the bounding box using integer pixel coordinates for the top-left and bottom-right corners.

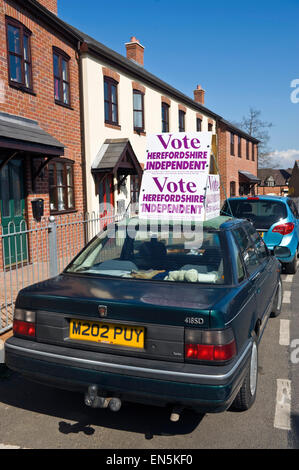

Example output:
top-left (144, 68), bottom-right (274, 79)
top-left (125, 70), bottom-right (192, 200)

top-left (231, 336), bottom-right (258, 412)
top-left (284, 255), bottom-right (297, 275)
top-left (270, 277), bottom-right (283, 318)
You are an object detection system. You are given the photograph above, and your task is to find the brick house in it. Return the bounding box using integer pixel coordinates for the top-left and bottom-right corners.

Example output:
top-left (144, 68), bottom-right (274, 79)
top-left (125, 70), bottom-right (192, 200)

top-left (0, 0), bottom-right (85, 269)
top-left (257, 168), bottom-right (292, 196)
top-left (288, 160), bottom-right (299, 197)
top-left (217, 120), bottom-right (260, 202)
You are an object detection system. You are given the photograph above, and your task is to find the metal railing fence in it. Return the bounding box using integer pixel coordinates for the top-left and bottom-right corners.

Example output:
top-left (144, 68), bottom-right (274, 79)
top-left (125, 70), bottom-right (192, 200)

top-left (0, 212), bottom-right (118, 334)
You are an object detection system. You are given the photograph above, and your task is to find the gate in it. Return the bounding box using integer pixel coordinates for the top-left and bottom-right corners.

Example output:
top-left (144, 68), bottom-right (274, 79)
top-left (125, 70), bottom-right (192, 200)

top-left (0, 212), bottom-right (117, 334)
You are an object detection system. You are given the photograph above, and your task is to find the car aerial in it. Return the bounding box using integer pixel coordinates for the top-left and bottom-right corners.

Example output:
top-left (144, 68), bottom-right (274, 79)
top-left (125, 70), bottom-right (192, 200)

top-left (221, 195), bottom-right (299, 274)
top-left (5, 216), bottom-right (282, 420)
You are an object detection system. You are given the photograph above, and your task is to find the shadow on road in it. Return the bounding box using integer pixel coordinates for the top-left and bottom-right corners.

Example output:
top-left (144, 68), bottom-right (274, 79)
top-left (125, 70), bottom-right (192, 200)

top-left (0, 371), bottom-right (204, 440)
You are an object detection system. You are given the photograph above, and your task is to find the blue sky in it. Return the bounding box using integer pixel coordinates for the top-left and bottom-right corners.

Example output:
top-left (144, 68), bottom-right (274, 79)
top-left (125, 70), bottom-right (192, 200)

top-left (59, 0), bottom-right (299, 168)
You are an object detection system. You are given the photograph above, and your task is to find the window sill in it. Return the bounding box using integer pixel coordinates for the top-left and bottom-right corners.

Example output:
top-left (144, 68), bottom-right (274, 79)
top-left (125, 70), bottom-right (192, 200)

top-left (55, 100), bottom-right (73, 110)
top-left (134, 129), bottom-right (146, 136)
top-left (105, 122), bottom-right (121, 130)
top-left (9, 82), bottom-right (36, 96)
top-left (50, 209), bottom-right (77, 216)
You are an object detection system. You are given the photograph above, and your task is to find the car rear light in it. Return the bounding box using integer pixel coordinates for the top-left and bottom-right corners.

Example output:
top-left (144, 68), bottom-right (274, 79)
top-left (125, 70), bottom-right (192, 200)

top-left (185, 328), bottom-right (236, 363)
top-left (272, 222), bottom-right (294, 235)
top-left (13, 319), bottom-right (36, 338)
top-left (13, 308), bottom-right (36, 338)
top-left (247, 197), bottom-right (259, 200)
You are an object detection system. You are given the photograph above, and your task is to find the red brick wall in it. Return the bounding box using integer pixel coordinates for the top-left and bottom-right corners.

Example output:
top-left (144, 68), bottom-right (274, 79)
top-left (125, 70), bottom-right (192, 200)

top-left (217, 123), bottom-right (228, 202)
top-left (36, 0), bottom-right (58, 15)
top-left (257, 186), bottom-right (286, 196)
top-left (0, 1), bottom-right (85, 268)
top-left (217, 122), bottom-right (258, 203)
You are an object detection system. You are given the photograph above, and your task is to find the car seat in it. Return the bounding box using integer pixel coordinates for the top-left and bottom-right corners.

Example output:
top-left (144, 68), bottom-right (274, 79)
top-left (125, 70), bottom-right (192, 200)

top-left (139, 238), bottom-right (167, 268)
top-left (273, 205), bottom-right (285, 220)
top-left (237, 203), bottom-right (252, 217)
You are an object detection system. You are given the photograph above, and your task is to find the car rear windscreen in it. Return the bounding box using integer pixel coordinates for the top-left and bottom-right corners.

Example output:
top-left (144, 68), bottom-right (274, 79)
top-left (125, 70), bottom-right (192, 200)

top-left (221, 199), bottom-right (287, 230)
top-left (66, 222), bottom-right (228, 284)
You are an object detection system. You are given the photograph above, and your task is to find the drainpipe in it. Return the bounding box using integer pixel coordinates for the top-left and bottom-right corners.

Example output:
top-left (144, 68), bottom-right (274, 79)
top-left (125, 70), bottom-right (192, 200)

top-left (77, 40), bottom-right (88, 219)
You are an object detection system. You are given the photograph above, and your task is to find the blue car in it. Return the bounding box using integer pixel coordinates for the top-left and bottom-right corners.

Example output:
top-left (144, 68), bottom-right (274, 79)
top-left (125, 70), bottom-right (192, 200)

top-left (221, 196), bottom-right (299, 274)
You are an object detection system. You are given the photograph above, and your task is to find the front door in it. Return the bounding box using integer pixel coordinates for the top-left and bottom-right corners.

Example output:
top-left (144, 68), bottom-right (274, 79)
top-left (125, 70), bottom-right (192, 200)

top-left (98, 174), bottom-right (115, 228)
top-left (0, 159), bottom-right (27, 266)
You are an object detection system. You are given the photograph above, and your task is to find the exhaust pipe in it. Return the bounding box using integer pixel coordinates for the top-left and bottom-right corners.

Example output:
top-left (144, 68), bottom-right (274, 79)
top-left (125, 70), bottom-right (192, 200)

top-left (170, 406), bottom-right (183, 422)
top-left (108, 397), bottom-right (122, 412)
top-left (84, 385), bottom-right (122, 411)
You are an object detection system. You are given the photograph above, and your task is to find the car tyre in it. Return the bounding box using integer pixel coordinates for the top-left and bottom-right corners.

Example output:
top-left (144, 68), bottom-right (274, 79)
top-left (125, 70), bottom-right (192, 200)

top-left (284, 255), bottom-right (297, 275)
top-left (231, 335), bottom-right (258, 412)
top-left (270, 277), bottom-right (282, 318)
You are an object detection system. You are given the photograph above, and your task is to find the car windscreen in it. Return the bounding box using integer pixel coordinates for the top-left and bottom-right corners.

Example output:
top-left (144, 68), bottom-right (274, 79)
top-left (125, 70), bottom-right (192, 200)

top-left (65, 221), bottom-right (228, 284)
top-left (221, 199), bottom-right (287, 230)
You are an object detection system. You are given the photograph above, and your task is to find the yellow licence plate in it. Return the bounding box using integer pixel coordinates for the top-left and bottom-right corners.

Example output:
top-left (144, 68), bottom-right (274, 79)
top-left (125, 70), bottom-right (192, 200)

top-left (69, 319), bottom-right (145, 349)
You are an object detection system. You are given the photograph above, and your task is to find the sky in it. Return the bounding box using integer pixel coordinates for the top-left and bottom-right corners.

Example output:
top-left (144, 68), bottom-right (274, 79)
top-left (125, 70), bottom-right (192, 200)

top-left (58, 0), bottom-right (299, 169)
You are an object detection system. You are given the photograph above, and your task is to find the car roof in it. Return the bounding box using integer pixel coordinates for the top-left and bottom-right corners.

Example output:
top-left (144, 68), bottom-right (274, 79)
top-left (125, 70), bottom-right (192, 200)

top-left (117, 215), bottom-right (244, 231)
top-left (227, 195), bottom-right (287, 202)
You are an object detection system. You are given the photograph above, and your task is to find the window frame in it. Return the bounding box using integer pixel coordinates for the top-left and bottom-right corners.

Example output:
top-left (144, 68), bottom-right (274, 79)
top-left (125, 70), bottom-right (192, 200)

top-left (245, 223), bottom-right (270, 262)
top-left (266, 176), bottom-right (275, 187)
top-left (6, 16), bottom-right (33, 93)
top-left (133, 89), bottom-right (145, 132)
top-left (104, 76), bottom-right (119, 125)
top-left (246, 140), bottom-right (249, 160)
top-left (230, 181), bottom-right (236, 197)
top-left (238, 136), bottom-right (242, 158)
top-left (48, 159), bottom-right (75, 214)
top-left (196, 117), bottom-right (202, 132)
top-left (178, 109), bottom-right (185, 132)
top-left (252, 143), bottom-right (255, 161)
top-left (230, 132), bottom-right (235, 156)
top-left (230, 231), bottom-right (246, 283)
top-left (53, 47), bottom-right (71, 108)
top-left (233, 226), bottom-right (260, 277)
top-left (130, 174), bottom-right (140, 204)
top-left (161, 102), bottom-right (170, 132)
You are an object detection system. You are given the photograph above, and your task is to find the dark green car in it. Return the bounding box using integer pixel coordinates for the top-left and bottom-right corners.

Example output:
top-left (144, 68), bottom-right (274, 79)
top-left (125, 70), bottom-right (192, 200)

top-left (5, 216), bottom-right (282, 418)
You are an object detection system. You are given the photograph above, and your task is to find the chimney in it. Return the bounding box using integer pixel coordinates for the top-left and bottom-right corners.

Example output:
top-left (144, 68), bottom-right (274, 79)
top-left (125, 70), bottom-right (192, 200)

top-left (36, 0), bottom-right (58, 15)
top-left (125, 37), bottom-right (144, 66)
top-left (194, 85), bottom-right (205, 105)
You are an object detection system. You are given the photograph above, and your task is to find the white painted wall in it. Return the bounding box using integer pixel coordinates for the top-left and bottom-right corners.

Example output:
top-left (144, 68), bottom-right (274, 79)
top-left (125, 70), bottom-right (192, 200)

top-left (81, 53), bottom-right (216, 215)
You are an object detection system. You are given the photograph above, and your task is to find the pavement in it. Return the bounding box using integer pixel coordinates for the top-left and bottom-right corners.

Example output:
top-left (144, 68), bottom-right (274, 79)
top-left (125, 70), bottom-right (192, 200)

top-left (0, 330), bottom-right (13, 363)
top-left (0, 340), bottom-right (4, 363)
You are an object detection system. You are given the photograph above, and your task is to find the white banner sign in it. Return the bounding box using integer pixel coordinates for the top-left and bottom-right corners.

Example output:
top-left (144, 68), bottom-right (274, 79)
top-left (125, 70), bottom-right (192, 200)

top-left (204, 175), bottom-right (220, 220)
top-left (144, 132), bottom-right (212, 174)
top-left (139, 132), bottom-right (219, 221)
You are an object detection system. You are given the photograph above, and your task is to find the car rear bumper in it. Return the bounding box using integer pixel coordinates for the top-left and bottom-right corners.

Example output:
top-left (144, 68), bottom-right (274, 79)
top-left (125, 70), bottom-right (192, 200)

top-left (5, 337), bottom-right (252, 413)
top-left (267, 237), bottom-right (298, 263)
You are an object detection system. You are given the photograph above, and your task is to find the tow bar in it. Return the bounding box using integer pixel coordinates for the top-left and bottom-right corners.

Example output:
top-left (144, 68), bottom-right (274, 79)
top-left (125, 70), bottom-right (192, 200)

top-left (84, 385), bottom-right (122, 412)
